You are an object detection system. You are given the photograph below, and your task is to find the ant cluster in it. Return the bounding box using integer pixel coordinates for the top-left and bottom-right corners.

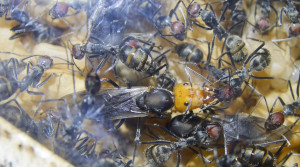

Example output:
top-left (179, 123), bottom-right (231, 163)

top-left (0, 0), bottom-right (300, 166)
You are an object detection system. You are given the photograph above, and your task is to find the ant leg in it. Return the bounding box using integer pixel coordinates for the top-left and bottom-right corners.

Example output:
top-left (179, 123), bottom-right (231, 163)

top-left (249, 75), bottom-right (274, 80)
top-left (269, 96), bottom-right (286, 114)
top-left (113, 119), bottom-right (125, 130)
top-left (42, 98), bottom-right (71, 120)
top-left (159, 33), bottom-right (177, 45)
top-left (176, 151), bottom-right (181, 167)
top-left (132, 117), bottom-right (141, 165)
top-left (227, 20), bottom-right (246, 35)
top-left (269, 5), bottom-right (279, 29)
top-left (278, 152), bottom-right (300, 167)
top-left (153, 49), bottom-right (171, 64)
top-left (297, 72), bottom-right (300, 98)
top-left (288, 80), bottom-right (296, 100)
top-left (188, 147), bottom-right (211, 165)
top-left (146, 126), bottom-right (161, 140)
top-left (97, 55), bottom-right (118, 76)
top-left (274, 140), bottom-right (287, 158)
top-left (9, 32), bottom-right (27, 40)
top-left (140, 140), bottom-right (172, 145)
top-left (243, 38), bottom-right (265, 66)
top-left (217, 52), bottom-right (237, 70)
top-left (157, 71), bottom-right (176, 90)
top-left (149, 123), bottom-right (180, 140)
top-left (219, 3), bottom-right (228, 22)
top-left (168, 0), bottom-right (185, 19)
top-left (208, 34), bottom-right (216, 64)
top-left (27, 90), bottom-right (45, 120)
top-left (136, 38), bottom-right (163, 52)
top-left (133, 63), bottom-right (168, 85)
top-left (272, 36), bottom-right (299, 45)
top-left (254, 0), bottom-right (259, 22)
top-left (193, 22), bottom-right (213, 30)
top-left (7, 98), bottom-right (25, 116)
top-left (5, 57), bottom-right (19, 79)
top-left (244, 81), bottom-right (270, 116)
top-left (58, 17), bottom-right (75, 31)
top-left (184, 66), bottom-right (214, 86)
top-left (86, 54), bottom-right (106, 72)
top-left (34, 73), bottom-right (58, 88)
top-left (279, 7), bottom-right (287, 26)
top-left (205, 3), bottom-right (216, 17)
top-left (100, 78), bottom-right (120, 88)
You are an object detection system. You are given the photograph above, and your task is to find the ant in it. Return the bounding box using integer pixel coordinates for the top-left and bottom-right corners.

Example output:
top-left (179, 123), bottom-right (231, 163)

top-left (177, 38), bottom-right (273, 113)
top-left (253, 0), bottom-right (279, 33)
top-left (223, 0), bottom-right (247, 36)
top-left (140, 112), bottom-right (223, 167)
top-left (49, 1), bottom-right (84, 20)
top-left (181, 1), bottom-right (231, 63)
top-left (71, 36), bottom-right (171, 85)
top-left (272, 0), bottom-right (300, 44)
top-left (49, 1), bottom-right (86, 31)
top-left (264, 72), bottom-right (300, 131)
top-left (138, 0), bottom-right (188, 43)
top-left (216, 139), bottom-right (299, 167)
top-left (3, 0), bottom-right (69, 44)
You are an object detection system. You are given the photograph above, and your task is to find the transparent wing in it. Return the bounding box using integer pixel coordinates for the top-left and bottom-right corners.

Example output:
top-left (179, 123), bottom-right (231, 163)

top-left (61, 87), bottom-right (150, 121)
top-left (212, 113), bottom-right (291, 145)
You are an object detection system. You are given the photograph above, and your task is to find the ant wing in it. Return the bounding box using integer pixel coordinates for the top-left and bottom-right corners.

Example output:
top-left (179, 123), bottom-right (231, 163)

top-left (85, 87), bottom-right (150, 121)
top-left (213, 113), bottom-right (290, 145)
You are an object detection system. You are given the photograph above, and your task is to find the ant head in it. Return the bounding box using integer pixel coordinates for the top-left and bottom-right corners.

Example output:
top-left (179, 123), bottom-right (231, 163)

top-left (264, 112), bottom-right (284, 131)
top-left (187, 2), bottom-right (201, 18)
top-left (255, 17), bottom-right (270, 33)
top-left (49, 2), bottom-right (69, 19)
top-left (170, 21), bottom-right (185, 40)
top-left (37, 55), bottom-right (53, 69)
top-left (72, 44), bottom-right (85, 60)
top-left (289, 23), bottom-right (300, 37)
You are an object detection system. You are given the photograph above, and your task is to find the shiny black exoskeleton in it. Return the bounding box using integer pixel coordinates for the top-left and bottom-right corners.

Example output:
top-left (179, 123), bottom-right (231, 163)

top-left (142, 113), bottom-right (223, 166)
top-left (167, 114), bottom-right (205, 138)
top-left (136, 88), bottom-right (174, 114)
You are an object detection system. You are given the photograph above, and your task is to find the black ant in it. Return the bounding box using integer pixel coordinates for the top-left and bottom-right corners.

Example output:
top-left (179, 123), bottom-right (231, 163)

top-left (272, 0), bottom-right (300, 44)
top-left (264, 72), bottom-right (300, 131)
top-left (140, 112), bottom-right (223, 167)
top-left (253, 0), bottom-right (279, 34)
